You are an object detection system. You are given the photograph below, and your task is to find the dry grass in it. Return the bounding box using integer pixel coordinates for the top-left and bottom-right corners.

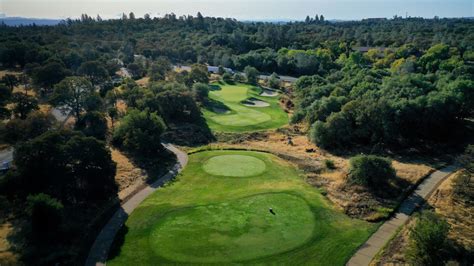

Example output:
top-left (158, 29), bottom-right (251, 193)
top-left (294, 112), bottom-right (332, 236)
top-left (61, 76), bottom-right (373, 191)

top-left (0, 70), bottom-right (21, 79)
top-left (135, 77), bottom-right (149, 87)
top-left (111, 148), bottom-right (148, 200)
top-left (428, 171), bottom-right (474, 251)
top-left (218, 129), bottom-right (433, 220)
top-left (376, 171), bottom-right (474, 265)
top-left (0, 222), bottom-right (19, 265)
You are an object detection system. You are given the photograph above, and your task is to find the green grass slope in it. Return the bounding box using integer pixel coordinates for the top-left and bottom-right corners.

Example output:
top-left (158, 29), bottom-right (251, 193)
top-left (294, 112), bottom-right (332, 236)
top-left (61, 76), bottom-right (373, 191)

top-left (202, 83), bottom-right (288, 132)
top-left (108, 150), bottom-right (376, 265)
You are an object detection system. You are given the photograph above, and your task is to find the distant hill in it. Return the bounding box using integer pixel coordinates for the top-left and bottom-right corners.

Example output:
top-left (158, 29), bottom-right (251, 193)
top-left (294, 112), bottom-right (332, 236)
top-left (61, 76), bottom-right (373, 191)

top-left (0, 17), bottom-right (62, 26)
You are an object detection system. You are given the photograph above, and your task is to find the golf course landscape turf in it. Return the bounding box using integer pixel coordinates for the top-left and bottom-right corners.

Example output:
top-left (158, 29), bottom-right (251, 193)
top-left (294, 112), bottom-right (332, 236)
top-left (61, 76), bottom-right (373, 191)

top-left (202, 82), bottom-right (288, 132)
top-left (107, 150), bottom-right (377, 265)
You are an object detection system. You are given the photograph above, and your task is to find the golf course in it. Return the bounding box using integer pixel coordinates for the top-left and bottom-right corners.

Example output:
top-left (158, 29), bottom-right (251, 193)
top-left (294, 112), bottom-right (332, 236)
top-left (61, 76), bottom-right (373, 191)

top-left (107, 150), bottom-right (376, 265)
top-left (202, 82), bottom-right (288, 132)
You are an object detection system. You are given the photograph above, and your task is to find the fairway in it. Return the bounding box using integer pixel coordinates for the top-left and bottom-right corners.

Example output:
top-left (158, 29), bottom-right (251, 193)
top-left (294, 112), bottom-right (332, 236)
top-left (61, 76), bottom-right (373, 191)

top-left (202, 83), bottom-right (288, 132)
top-left (108, 150), bottom-right (377, 265)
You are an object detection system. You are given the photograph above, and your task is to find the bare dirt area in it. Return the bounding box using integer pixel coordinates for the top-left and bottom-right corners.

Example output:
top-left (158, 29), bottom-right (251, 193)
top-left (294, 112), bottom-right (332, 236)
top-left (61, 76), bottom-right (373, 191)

top-left (111, 148), bottom-right (148, 200)
top-left (212, 127), bottom-right (433, 220)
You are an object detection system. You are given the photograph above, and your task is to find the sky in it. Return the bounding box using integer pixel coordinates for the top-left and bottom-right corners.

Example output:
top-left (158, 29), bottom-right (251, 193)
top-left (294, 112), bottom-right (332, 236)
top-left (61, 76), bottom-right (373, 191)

top-left (0, 0), bottom-right (472, 20)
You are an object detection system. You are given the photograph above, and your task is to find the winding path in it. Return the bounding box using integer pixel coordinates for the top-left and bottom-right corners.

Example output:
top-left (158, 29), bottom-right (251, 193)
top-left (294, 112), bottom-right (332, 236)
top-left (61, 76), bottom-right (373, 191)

top-left (85, 143), bottom-right (188, 266)
top-left (347, 164), bottom-right (457, 266)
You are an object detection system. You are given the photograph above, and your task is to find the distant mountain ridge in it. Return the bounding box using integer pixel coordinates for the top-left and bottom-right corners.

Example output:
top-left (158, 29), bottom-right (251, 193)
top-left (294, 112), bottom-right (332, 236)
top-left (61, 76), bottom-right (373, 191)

top-left (0, 17), bottom-right (62, 26)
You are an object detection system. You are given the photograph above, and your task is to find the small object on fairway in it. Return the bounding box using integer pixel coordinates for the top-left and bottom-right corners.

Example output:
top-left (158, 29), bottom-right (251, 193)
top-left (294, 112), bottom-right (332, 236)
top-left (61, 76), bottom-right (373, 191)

top-left (269, 208), bottom-right (276, 215)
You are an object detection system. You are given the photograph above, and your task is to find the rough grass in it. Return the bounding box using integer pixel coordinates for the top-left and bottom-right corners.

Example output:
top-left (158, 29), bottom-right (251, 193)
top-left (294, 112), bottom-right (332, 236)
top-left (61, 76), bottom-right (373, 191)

top-left (107, 150), bottom-right (376, 265)
top-left (202, 83), bottom-right (288, 132)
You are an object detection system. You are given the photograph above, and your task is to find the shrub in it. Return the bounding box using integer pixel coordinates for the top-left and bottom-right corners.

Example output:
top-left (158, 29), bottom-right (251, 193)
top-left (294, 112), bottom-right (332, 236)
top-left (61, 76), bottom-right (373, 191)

top-left (347, 155), bottom-right (396, 188)
top-left (406, 211), bottom-right (450, 265)
top-left (222, 72), bottom-right (233, 83)
top-left (113, 109), bottom-right (166, 155)
top-left (323, 159), bottom-right (336, 170)
top-left (192, 83), bottom-right (210, 103)
top-left (74, 111), bottom-right (108, 140)
top-left (244, 66), bottom-right (259, 84)
top-left (27, 193), bottom-right (63, 236)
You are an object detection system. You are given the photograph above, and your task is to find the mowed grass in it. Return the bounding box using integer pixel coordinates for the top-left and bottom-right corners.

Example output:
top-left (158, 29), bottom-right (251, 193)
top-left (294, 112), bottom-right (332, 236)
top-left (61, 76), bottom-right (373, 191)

top-left (202, 83), bottom-right (288, 132)
top-left (108, 150), bottom-right (377, 265)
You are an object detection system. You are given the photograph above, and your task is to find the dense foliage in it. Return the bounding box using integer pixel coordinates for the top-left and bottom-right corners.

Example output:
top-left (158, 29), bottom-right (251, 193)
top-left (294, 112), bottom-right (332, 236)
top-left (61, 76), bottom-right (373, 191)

top-left (112, 109), bottom-right (166, 155)
top-left (302, 43), bottom-right (473, 149)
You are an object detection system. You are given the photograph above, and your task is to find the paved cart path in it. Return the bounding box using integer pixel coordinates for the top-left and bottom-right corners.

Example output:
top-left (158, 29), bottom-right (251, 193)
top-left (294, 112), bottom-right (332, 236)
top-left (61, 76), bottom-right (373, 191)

top-left (85, 143), bottom-right (188, 266)
top-left (347, 165), bottom-right (457, 266)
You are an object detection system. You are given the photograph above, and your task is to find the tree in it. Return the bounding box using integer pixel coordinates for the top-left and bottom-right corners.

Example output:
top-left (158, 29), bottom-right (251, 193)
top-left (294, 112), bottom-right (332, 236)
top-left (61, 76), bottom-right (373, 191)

top-left (127, 63), bottom-right (144, 79)
top-left (192, 83), bottom-right (210, 103)
top-left (0, 84), bottom-right (12, 119)
top-left (244, 66), bottom-right (259, 84)
top-left (112, 110), bottom-right (166, 155)
top-left (4, 111), bottom-right (55, 144)
top-left (129, 12), bottom-right (136, 20)
top-left (149, 57), bottom-right (172, 81)
top-left (78, 61), bottom-right (109, 86)
top-left (406, 211), bottom-right (450, 265)
top-left (74, 111), bottom-right (108, 140)
top-left (14, 130), bottom-right (117, 203)
top-left (1, 74), bottom-right (19, 91)
top-left (268, 72), bottom-right (280, 89)
top-left (11, 92), bottom-right (39, 119)
top-left (188, 64), bottom-right (209, 84)
top-left (347, 155), bottom-right (397, 189)
top-left (27, 193), bottom-right (63, 237)
top-left (50, 77), bottom-right (94, 118)
top-left (32, 62), bottom-right (70, 93)
top-left (108, 106), bottom-right (119, 130)
top-left (222, 72), bottom-right (233, 83)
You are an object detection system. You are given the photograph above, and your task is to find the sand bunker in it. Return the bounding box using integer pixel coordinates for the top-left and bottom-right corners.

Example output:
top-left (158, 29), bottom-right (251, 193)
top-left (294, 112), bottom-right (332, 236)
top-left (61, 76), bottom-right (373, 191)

top-left (212, 107), bottom-right (230, 114)
top-left (242, 99), bottom-right (270, 107)
top-left (260, 89), bottom-right (279, 97)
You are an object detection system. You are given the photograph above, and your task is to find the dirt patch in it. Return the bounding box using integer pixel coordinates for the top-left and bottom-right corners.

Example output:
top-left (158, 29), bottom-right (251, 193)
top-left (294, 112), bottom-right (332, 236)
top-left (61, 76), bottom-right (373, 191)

top-left (241, 99), bottom-right (270, 107)
top-left (111, 148), bottom-right (148, 200)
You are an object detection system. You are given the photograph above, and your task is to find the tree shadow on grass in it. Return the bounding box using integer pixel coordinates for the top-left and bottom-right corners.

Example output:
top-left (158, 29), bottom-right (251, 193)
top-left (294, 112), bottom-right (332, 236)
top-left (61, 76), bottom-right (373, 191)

top-left (107, 222), bottom-right (129, 261)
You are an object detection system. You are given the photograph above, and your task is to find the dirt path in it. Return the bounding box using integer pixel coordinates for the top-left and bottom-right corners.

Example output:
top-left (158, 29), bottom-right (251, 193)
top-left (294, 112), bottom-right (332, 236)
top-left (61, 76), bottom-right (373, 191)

top-left (84, 143), bottom-right (188, 266)
top-left (346, 165), bottom-right (458, 266)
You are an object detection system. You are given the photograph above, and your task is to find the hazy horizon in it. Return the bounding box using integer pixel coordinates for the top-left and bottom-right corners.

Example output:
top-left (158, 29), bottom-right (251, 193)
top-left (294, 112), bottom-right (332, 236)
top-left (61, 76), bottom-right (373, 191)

top-left (0, 0), bottom-right (472, 21)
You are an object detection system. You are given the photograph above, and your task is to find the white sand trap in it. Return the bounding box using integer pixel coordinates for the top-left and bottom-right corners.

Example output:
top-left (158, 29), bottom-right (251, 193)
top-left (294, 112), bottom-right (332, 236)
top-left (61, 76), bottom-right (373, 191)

top-left (213, 107), bottom-right (230, 114)
top-left (260, 89), bottom-right (279, 97)
top-left (242, 99), bottom-right (270, 107)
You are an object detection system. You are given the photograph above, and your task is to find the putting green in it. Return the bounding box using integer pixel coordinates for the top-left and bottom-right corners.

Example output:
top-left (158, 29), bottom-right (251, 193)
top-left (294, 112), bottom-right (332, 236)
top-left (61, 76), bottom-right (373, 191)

top-left (150, 193), bottom-right (314, 263)
top-left (108, 150), bottom-right (377, 265)
top-left (203, 155), bottom-right (266, 177)
top-left (202, 83), bottom-right (288, 132)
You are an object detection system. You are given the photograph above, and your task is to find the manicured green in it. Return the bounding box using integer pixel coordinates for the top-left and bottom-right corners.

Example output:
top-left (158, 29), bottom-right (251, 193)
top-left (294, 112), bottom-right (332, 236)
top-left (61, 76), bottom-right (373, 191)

top-left (202, 82), bottom-right (288, 132)
top-left (202, 154), bottom-right (266, 177)
top-left (108, 150), bottom-right (376, 265)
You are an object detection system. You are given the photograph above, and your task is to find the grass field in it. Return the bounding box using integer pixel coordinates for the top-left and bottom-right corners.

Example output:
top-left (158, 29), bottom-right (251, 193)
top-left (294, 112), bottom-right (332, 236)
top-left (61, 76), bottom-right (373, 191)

top-left (108, 150), bottom-right (376, 265)
top-left (202, 82), bottom-right (288, 132)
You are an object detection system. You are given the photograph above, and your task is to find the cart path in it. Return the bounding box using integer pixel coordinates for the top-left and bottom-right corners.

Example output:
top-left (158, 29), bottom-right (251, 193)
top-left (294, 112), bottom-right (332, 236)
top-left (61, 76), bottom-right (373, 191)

top-left (347, 164), bottom-right (458, 266)
top-left (85, 143), bottom-right (188, 266)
